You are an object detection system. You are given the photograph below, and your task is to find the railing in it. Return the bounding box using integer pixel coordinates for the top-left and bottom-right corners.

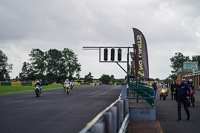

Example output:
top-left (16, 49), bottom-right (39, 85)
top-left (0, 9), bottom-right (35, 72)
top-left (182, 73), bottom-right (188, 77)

top-left (128, 83), bottom-right (154, 107)
top-left (79, 94), bottom-right (129, 133)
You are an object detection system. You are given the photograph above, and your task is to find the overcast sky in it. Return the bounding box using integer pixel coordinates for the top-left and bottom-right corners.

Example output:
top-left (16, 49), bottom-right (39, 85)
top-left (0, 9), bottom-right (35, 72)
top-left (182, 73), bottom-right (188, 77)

top-left (0, 0), bottom-right (200, 80)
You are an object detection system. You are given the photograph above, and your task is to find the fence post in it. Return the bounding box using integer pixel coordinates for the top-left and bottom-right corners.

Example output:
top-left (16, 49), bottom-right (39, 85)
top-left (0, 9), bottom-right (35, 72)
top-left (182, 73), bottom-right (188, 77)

top-left (115, 100), bottom-right (124, 131)
top-left (110, 106), bottom-right (117, 133)
top-left (121, 85), bottom-right (127, 99)
top-left (90, 122), bottom-right (105, 133)
top-left (103, 111), bottom-right (112, 133)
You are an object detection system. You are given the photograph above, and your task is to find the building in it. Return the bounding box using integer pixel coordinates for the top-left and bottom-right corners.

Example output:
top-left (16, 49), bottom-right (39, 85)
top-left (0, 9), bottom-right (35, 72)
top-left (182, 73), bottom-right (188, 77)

top-left (177, 62), bottom-right (199, 90)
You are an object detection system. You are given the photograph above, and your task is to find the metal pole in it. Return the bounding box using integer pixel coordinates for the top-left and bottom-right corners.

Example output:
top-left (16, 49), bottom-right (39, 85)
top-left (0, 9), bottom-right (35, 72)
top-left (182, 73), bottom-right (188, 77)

top-left (116, 62), bottom-right (127, 74)
top-left (99, 48), bottom-right (101, 62)
top-left (127, 48), bottom-right (129, 83)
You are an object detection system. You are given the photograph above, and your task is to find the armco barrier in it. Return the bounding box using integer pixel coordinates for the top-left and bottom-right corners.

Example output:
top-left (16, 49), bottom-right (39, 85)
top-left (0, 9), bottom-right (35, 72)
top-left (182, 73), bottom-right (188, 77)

top-left (1, 82), bottom-right (11, 86)
top-left (11, 82), bottom-right (22, 86)
top-left (32, 82), bottom-right (36, 86)
top-left (79, 95), bottom-right (129, 133)
top-left (128, 83), bottom-right (154, 107)
top-left (22, 82), bottom-right (32, 86)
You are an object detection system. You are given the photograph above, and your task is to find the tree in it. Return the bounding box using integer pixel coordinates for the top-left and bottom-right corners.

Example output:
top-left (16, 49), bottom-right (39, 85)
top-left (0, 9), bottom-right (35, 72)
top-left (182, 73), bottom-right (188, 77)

top-left (19, 62), bottom-right (30, 81)
top-left (45, 49), bottom-right (63, 83)
top-left (19, 48), bottom-right (81, 83)
top-left (168, 74), bottom-right (177, 80)
top-left (61, 48), bottom-right (81, 81)
top-left (99, 74), bottom-right (111, 84)
top-left (19, 62), bottom-right (36, 81)
top-left (29, 49), bottom-right (46, 81)
top-left (110, 75), bottom-right (116, 84)
top-left (45, 48), bottom-right (81, 83)
top-left (148, 78), bottom-right (155, 81)
top-left (0, 50), bottom-right (12, 81)
top-left (84, 72), bottom-right (93, 83)
top-left (76, 67), bottom-right (81, 81)
top-left (170, 52), bottom-right (190, 73)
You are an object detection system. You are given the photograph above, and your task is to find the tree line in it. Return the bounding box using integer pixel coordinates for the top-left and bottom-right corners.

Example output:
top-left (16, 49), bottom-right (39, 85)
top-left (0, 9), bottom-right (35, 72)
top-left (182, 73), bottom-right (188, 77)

top-left (0, 49), bottom-right (126, 84)
top-left (3, 50), bottom-right (198, 83)
top-left (0, 48), bottom-right (81, 83)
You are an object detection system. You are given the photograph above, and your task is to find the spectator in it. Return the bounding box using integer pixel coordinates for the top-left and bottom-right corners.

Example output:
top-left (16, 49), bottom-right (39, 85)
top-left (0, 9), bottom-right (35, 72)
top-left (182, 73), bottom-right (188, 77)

top-left (175, 79), bottom-right (190, 121)
top-left (152, 81), bottom-right (158, 99)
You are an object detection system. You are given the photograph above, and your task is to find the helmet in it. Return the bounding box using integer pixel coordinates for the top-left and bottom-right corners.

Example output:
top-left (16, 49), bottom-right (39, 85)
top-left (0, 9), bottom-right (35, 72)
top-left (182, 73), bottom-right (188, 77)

top-left (189, 79), bottom-right (192, 82)
top-left (37, 80), bottom-right (40, 83)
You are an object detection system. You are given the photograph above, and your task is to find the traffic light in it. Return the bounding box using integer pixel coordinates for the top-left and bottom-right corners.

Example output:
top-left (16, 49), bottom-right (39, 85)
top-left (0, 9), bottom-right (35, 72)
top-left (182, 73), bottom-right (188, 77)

top-left (104, 48), bottom-right (108, 61)
top-left (118, 48), bottom-right (122, 61)
top-left (111, 48), bottom-right (115, 61)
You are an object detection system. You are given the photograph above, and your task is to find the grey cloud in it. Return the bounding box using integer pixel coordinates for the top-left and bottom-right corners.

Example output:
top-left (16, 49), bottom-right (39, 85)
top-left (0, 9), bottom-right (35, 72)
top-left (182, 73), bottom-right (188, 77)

top-left (0, 0), bottom-right (200, 79)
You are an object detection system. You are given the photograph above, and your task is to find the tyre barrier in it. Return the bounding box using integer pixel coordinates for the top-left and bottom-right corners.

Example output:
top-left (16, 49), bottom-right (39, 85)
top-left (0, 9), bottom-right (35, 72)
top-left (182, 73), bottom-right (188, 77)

top-left (79, 95), bottom-right (130, 133)
top-left (0, 82), bottom-right (36, 86)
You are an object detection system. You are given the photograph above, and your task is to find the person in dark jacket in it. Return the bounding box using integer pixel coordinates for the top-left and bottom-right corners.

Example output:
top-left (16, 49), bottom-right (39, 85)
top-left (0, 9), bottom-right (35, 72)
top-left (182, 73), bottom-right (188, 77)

top-left (170, 79), bottom-right (176, 100)
top-left (34, 80), bottom-right (41, 87)
top-left (152, 81), bottom-right (158, 99)
top-left (175, 79), bottom-right (190, 121)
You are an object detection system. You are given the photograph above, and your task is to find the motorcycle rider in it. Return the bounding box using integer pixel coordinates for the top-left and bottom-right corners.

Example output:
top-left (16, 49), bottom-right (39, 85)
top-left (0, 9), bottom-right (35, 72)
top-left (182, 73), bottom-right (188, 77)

top-left (188, 79), bottom-right (194, 93)
top-left (35, 80), bottom-right (41, 87)
top-left (160, 87), bottom-right (168, 100)
top-left (34, 80), bottom-right (42, 94)
top-left (162, 81), bottom-right (169, 95)
top-left (175, 79), bottom-right (190, 121)
top-left (64, 79), bottom-right (70, 94)
top-left (182, 79), bottom-right (186, 83)
top-left (70, 80), bottom-right (74, 90)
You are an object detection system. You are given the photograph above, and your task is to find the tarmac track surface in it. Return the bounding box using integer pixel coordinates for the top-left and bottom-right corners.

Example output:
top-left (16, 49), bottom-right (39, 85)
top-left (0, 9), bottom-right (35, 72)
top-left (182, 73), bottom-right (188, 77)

top-left (0, 85), bottom-right (121, 133)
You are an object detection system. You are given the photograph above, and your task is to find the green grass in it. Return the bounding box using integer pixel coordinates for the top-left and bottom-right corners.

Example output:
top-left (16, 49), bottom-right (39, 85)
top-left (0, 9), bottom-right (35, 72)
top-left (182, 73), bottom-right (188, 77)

top-left (0, 84), bottom-right (89, 95)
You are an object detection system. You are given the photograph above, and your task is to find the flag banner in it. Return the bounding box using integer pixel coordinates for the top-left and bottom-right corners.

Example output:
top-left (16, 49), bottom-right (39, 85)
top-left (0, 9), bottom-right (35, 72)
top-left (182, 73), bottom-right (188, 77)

top-left (133, 28), bottom-right (149, 79)
top-left (130, 52), bottom-right (136, 77)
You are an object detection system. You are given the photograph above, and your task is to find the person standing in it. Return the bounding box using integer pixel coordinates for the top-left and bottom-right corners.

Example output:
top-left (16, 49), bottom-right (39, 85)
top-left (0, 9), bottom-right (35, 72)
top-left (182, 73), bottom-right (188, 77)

top-left (152, 81), bottom-right (158, 99)
top-left (170, 79), bottom-right (176, 100)
top-left (99, 81), bottom-right (102, 86)
top-left (175, 79), bottom-right (190, 121)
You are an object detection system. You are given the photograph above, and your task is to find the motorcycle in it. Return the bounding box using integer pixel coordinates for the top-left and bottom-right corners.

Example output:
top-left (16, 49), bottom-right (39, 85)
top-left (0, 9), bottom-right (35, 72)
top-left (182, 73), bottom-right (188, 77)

top-left (65, 86), bottom-right (70, 94)
top-left (160, 88), bottom-right (168, 100)
top-left (187, 89), bottom-right (195, 107)
top-left (34, 85), bottom-right (41, 97)
top-left (70, 84), bottom-right (73, 90)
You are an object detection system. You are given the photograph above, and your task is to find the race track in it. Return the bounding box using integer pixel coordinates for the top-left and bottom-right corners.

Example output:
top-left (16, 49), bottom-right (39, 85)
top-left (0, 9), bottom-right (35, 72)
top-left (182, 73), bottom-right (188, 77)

top-left (0, 85), bottom-right (121, 133)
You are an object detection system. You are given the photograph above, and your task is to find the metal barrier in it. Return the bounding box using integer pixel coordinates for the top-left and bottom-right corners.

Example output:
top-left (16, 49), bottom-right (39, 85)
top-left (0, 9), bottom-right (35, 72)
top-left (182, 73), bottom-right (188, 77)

top-left (1, 82), bottom-right (11, 86)
top-left (79, 95), bottom-right (129, 133)
top-left (128, 83), bottom-right (154, 107)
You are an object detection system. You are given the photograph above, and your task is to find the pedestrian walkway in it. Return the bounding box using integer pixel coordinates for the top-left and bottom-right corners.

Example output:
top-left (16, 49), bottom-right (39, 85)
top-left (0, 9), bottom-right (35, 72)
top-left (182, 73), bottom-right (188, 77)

top-left (194, 89), bottom-right (200, 102)
top-left (126, 88), bottom-right (200, 133)
top-left (155, 88), bottom-right (200, 133)
top-left (126, 121), bottom-right (161, 133)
